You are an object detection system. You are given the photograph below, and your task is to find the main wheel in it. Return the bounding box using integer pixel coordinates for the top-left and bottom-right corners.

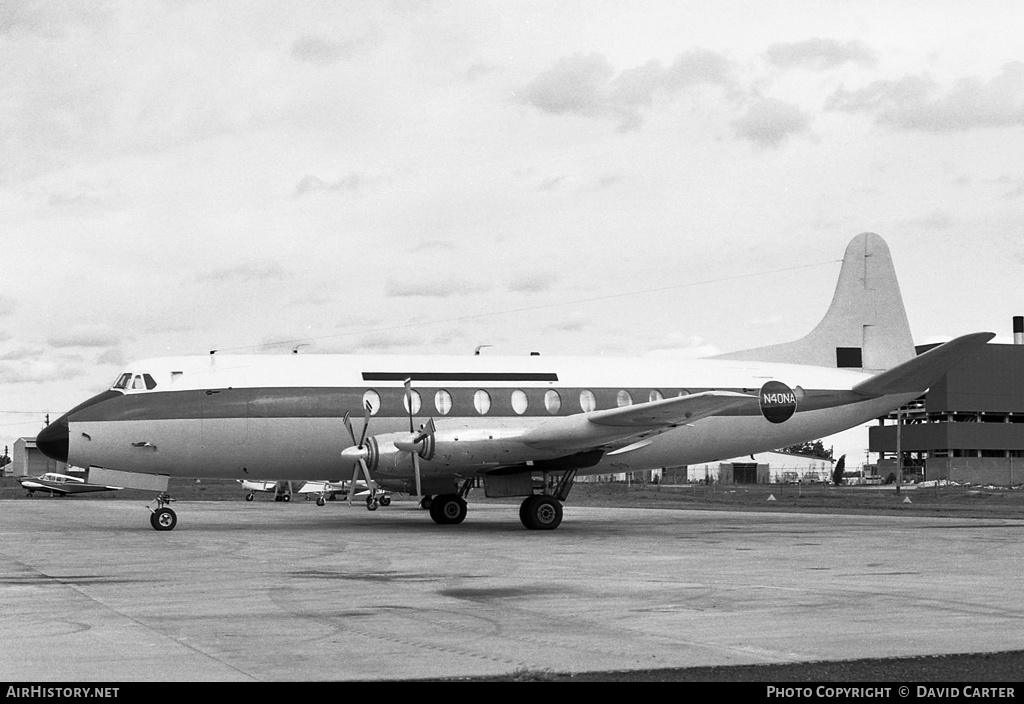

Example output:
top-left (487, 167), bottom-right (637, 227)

top-left (520, 495), bottom-right (562, 530)
top-left (150, 507), bottom-right (177, 531)
top-left (429, 494), bottom-right (467, 525)
top-left (379, 495), bottom-right (391, 507)
top-left (316, 496), bottom-right (326, 507)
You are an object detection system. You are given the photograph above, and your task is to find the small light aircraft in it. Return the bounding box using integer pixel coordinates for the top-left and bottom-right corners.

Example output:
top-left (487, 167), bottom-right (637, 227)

top-left (35, 233), bottom-right (994, 531)
top-left (239, 478), bottom-right (389, 507)
top-left (20, 472), bottom-right (122, 497)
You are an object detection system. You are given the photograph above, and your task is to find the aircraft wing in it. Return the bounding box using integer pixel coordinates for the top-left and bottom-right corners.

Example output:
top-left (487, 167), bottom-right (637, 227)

top-left (20, 480), bottom-right (72, 496)
top-left (297, 481), bottom-right (346, 494)
top-left (520, 390), bottom-right (755, 451)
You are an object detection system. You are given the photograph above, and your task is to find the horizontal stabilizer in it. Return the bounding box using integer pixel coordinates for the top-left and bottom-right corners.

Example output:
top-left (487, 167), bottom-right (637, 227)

top-left (852, 332), bottom-right (995, 397)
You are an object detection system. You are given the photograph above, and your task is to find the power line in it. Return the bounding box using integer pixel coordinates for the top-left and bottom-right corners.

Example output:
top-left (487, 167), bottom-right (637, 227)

top-left (215, 258), bottom-right (843, 354)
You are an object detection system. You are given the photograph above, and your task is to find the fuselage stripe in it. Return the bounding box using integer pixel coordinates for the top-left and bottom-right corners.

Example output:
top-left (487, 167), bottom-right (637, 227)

top-left (362, 372), bottom-right (559, 382)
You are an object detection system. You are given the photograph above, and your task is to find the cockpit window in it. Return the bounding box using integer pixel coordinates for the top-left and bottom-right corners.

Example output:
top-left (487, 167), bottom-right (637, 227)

top-left (112, 372), bottom-right (158, 391)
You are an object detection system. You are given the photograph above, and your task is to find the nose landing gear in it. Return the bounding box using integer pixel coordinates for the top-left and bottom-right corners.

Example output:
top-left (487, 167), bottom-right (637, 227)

top-left (148, 493), bottom-right (177, 531)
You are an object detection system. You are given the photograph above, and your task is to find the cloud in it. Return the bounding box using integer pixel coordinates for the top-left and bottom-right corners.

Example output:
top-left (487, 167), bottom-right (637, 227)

top-left (294, 173), bottom-right (366, 197)
top-left (901, 210), bottom-right (956, 230)
top-left (518, 52), bottom-right (614, 118)
top-left (0, 0), bottom-right (109, 36)
top-left (765, 39), bottom-right (876, 70)
top-left (517, 49), bottom-right (734, 131)
top-left (195, 261), bottom-right (289, 283)
top-left (508, 272), bottom-right (558, 294)
top-left (538, 175), bottom-right (565, 191)
top-left (645, 335), bottom-right (722, 359)
top-left (47, 327), bottom-right (120, 349)
top-left (0, 358), bottom-right (84, 384)
top-left (412, 240), bottom-right (458, 253)
top-left (0, 295), bottom-right (16, 316)
top-left (290, 34), bottom-right (358, 66)
top-left (385, 279), bottom-right (490, 298)
top-left (1001, 180), bottom-right (1024, 200)
top-left (1, 346), bottom-right (39, 361)
top-left (827, 62), bottom-right (1024, 132)
top-left (46, 189), bottom-right (109, 215)
top-left (732, 98), bottom-right (810, 147)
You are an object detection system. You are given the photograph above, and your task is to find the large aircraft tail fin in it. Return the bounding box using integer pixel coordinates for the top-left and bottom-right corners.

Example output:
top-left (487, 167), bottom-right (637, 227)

top-left (713, 232), bottom-right (916, 372)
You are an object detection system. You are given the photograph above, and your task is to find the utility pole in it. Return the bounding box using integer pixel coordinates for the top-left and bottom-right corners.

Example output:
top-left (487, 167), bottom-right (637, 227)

top-left (895, 407), bottom-right (903, 496)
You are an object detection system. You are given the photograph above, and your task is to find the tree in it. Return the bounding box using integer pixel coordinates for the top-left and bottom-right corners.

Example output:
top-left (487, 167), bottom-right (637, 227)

top-left (832, 455), bottom-right (846, 486)
top-left (779, 440), bottom-right (833, 460)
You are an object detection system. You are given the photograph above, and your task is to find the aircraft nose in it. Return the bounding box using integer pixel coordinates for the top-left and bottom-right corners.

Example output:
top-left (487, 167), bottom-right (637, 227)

top-left (36, 418), bottom-right (69, 463)
top-left (35, 389), bottom-right (124, 464)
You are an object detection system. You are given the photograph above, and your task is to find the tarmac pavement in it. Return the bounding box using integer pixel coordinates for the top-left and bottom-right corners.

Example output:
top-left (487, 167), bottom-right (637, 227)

top-left (1, 498), bottom-right (1022, 681)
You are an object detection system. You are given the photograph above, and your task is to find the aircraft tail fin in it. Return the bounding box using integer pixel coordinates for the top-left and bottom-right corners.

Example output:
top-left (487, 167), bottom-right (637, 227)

top-left (713, 232), bottom-right (916, 372)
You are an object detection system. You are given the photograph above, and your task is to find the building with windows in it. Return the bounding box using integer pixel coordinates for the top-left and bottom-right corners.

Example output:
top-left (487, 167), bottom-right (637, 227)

top-left (869, 322), bottom-right (1024, 486)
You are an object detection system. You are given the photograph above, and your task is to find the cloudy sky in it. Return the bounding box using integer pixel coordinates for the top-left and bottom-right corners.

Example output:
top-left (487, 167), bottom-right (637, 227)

top-left (3, 0), bottom-right (1023, 463)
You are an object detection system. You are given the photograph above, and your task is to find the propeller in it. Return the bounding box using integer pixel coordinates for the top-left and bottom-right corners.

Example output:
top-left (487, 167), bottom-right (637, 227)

top-left (398, 378), bottom-right (436, 498)
top-left (341, 399), bottom-right (378, 506)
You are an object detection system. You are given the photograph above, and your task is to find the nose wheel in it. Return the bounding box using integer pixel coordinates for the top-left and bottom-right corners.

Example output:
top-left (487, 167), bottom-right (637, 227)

top-left (148, 493), bottom-right (177, 531)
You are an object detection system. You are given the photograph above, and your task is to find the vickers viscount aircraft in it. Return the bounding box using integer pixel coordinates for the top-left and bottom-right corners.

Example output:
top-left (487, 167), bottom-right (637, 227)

top-left (36, 233), bottom-right (993, 531)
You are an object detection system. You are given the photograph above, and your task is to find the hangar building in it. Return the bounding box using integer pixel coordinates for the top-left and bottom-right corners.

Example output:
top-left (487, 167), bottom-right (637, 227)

top-left (869, 318), bottom-right (1024, 486)
top-left (12, 436), bottom-right (67, 478)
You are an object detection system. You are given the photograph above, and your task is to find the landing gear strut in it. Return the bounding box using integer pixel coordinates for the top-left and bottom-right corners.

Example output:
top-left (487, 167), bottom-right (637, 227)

top-left (148, 493), bottom-right (177, 531)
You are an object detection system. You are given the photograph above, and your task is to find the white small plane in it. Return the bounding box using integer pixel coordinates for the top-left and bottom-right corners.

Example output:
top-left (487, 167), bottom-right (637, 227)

top-left (239, 478), bottom-right (388, 507)
top-left (35, 233), bottom-right (993, 531)
top-left (20, 472), bottom-right (122, 497)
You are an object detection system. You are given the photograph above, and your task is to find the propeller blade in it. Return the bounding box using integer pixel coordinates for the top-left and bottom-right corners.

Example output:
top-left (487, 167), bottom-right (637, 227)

top-left (358, 400), bottom-right (371, 449)
top-left (403, 378), bottom-right (415, 433)
top-left (412, 452), bottom-right (422, 498)
top-left (357, 458), bottom-right (377, 499)
top-left (343, 413), bottom-right (357, 446)
top-left (414, 417), bottom-right (436, 444)
top-left (348, 462), bottom-right (359, 506)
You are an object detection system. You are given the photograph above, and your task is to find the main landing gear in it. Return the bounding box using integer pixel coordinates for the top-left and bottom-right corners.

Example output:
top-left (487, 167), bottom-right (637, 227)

top-left (422, 470), bottom-right (576, 530)
top-left (519, 494), bottom-right (563, 530)
top-left (148, 493), bottom-right (177, 531)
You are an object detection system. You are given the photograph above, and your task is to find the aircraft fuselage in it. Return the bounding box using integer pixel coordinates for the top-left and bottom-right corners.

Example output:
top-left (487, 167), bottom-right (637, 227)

top-left (47, 352), bottom-right (915, 493)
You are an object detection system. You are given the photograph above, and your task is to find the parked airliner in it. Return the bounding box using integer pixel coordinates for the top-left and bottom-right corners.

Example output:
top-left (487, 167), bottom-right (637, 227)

top-left (35, 233), bottom-right (993, 531)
